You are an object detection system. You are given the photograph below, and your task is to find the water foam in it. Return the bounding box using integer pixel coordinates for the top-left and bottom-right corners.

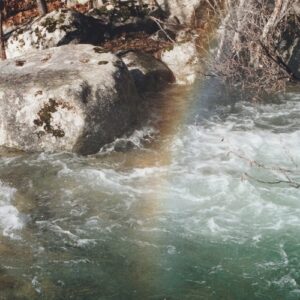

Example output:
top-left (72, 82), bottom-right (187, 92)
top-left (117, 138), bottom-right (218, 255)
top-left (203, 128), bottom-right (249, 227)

top-left (99, 126), bottom-right (157, 154)
top-left (0, 181), bottom-right (24, 239)
top-left (160, 98), bottom-right (300, 245)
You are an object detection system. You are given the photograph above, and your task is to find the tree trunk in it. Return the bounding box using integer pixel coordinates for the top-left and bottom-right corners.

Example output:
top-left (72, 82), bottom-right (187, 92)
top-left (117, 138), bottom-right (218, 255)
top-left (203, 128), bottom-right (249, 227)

top-left (262, 0), bottom-right (283, 39)
top-left (0, 10), bottom-right (6, 61)
top-left (216, 0), bottom-right (232, 59)
top-left (37, 0), bottom-right (48, 16)
top-left (232, 0), bottom-right (246, 51)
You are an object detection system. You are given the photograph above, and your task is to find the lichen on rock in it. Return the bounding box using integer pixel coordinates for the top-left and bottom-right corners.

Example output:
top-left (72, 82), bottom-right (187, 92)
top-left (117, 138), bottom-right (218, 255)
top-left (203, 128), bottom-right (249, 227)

top-left (33, 98), bottom-right (76, 138)
top-left (6, 9), bottom-right (107, 59)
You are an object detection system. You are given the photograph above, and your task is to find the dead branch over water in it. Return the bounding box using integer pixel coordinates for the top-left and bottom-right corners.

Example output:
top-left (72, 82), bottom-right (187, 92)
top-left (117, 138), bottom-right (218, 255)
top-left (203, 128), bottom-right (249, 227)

top-left (206, 0), bottom-right (300, 97)
top-left (229, 151), bottom-right (300, 189)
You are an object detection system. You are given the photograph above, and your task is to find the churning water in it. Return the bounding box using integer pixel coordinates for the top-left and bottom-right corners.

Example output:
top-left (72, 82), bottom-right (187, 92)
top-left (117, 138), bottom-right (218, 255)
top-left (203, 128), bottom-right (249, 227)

top-left (0, 81), bottom-right (300, 299)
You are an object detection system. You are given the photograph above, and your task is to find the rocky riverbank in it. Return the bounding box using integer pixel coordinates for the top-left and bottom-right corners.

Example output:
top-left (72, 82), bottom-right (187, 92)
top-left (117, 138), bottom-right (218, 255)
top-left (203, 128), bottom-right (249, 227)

top-left (0, 0), bottom-right (204, 154)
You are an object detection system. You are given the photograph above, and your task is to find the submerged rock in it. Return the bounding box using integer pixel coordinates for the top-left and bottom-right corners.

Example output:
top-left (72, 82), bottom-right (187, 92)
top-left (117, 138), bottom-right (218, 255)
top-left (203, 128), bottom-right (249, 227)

top-left (119, 50), bottom-right (175, 94)
top-left (6, 9), bottom-right (107, 59)
top-left (0, 44), bottom-right (140, 155)
top-left (161, 41), bottom-right (200, 85)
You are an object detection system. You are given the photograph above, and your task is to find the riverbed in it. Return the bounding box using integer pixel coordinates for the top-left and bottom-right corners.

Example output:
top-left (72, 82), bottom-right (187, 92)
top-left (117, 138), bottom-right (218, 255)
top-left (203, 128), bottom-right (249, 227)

top-left (0, 80), bottom-right (300, 299)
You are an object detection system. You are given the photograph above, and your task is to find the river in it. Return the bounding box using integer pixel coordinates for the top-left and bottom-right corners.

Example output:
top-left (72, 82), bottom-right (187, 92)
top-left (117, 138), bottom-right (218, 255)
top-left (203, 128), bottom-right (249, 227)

top-left (0, 79), bottom-right (300, 299)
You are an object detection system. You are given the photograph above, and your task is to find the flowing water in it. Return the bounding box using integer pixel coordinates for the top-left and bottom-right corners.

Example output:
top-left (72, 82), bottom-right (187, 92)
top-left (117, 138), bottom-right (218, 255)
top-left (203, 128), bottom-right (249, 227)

top-left (1, 80), bottom-right (300, 299)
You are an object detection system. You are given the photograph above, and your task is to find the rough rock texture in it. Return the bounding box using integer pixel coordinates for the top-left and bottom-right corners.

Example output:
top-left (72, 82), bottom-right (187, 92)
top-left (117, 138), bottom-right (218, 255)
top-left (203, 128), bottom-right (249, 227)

top-left (161, 41), bottom-right (200, 85)
top-left (156, 0), bottom-right (202, 24)
top-left (0, 44), bottom-right (140, 155)
top-left (120, 50), bottom-right (175, 93)
top-left (6, 9), bottom-right (106, 59)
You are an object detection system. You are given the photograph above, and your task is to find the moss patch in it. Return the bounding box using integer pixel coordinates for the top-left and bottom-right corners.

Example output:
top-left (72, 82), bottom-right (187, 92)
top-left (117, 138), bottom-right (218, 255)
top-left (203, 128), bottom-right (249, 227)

top-left (33, 98), bottom-right (73, 138)
top-left (41, 16), bottom-right (58, 33)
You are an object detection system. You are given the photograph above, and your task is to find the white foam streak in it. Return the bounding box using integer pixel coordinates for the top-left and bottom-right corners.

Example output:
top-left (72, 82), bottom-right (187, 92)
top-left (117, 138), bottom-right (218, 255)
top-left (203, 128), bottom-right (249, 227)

top-left (0, 182), bottom-right (23, 239)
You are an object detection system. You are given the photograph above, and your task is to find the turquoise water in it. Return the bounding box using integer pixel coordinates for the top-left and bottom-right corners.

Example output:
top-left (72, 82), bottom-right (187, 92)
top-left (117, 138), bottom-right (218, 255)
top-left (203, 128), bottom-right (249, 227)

top-left (0, 82), bottom-right (300, 299)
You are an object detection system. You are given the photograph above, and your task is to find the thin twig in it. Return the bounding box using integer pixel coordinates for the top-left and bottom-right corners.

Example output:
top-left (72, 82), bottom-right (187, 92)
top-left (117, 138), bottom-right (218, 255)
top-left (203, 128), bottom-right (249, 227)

top-left (245, 173), bottom-right (300, 188)
top-left (229, 151), bottom-right (294, 173)
top-left (149, 16), bottom-right (176, 43)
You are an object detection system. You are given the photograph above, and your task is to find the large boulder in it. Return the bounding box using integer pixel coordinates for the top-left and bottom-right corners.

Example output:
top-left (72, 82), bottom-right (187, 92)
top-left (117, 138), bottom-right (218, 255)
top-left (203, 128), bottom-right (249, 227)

top-left (119, 50), bottom-right (175, 94)
top-left (0, 44), bottom-right (140, 155)
top-left (6, 9), bottom-right (107, 59)
top-left (161, 41), bottom-right (200, 85)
